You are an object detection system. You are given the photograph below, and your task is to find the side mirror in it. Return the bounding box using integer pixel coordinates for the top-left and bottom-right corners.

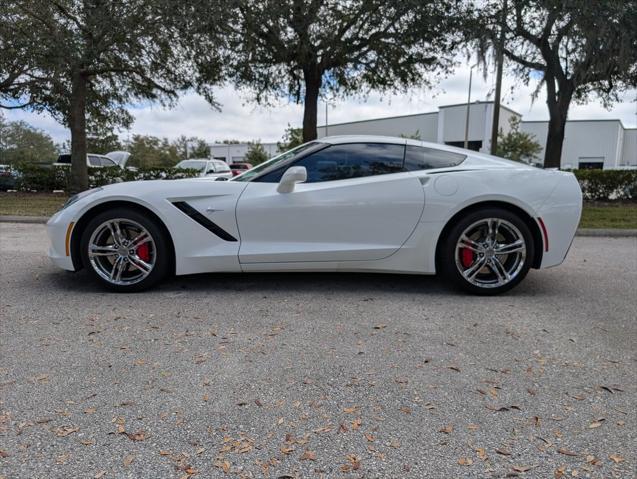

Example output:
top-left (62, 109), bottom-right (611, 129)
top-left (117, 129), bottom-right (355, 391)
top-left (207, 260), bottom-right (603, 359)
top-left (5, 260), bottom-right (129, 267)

top-left (277, 166), bottom-right (307, 193)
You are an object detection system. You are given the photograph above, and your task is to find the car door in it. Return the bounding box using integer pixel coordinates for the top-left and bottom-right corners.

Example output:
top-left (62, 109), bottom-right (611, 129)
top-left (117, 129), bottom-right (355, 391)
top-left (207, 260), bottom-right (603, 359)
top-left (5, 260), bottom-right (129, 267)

top-left (235, 142), bottom-right (425, 264)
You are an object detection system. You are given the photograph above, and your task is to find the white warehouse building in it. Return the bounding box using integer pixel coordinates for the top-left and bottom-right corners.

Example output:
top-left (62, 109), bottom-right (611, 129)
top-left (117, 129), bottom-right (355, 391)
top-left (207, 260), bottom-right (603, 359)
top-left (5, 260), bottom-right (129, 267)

top-left (317, 101), bottom-right (637, 169)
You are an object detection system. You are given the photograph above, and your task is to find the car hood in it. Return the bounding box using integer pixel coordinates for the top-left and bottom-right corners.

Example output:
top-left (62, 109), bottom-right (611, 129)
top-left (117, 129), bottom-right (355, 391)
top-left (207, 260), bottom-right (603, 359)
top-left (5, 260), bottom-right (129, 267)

top-left (105, 151), bottom-right (131, 167)
top-left (86, 176), bottom-right (249, 205)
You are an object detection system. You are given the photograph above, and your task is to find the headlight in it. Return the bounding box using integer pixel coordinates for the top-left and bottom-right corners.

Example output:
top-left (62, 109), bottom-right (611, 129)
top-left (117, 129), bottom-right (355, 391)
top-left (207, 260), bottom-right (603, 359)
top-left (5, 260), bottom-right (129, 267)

top-left (60, 187), bottom-right (102, 211)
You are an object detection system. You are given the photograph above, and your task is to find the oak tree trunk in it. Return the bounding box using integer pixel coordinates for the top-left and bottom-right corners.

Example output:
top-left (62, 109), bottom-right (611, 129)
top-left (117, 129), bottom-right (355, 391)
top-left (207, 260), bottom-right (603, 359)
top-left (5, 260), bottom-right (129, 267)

top-left (543, 78), bottom-right (573, 169)
top-left (302, 65), bottom-right (321, 143)
top-left (68, 72), bottom-right (89, 193)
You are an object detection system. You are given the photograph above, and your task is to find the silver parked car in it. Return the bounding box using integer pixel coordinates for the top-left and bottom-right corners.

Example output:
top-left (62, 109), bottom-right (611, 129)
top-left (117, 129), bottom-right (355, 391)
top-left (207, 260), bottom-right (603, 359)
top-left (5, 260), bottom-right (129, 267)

top-left (175, 159), bottom-right (233, 179)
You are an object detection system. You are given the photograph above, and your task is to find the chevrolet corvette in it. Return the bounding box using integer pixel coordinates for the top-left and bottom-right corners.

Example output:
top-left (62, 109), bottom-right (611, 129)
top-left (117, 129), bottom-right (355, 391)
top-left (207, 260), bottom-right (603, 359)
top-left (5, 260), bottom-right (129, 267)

top-left (47, 136), bottom-right (582, 294)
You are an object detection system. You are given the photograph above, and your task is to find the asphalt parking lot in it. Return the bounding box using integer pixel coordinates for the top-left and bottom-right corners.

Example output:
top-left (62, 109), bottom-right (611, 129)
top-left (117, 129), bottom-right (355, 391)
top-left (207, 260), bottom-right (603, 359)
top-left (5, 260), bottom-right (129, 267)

top-left (0, 223), bottom-right (635, 479)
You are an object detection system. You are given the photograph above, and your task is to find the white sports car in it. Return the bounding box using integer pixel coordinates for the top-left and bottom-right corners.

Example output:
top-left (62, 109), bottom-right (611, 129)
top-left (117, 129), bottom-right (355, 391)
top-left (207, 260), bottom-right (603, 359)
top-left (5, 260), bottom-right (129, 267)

top-left (47, 136), bottom-right (582, 294)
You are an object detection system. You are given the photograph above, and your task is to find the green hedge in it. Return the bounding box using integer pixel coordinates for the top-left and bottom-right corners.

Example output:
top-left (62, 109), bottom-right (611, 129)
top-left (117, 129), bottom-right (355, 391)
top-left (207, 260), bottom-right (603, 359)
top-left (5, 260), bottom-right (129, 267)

top-left (13, 164), bottom-right (200, 192)
top-left (572, 169), bottom-right (637, 201)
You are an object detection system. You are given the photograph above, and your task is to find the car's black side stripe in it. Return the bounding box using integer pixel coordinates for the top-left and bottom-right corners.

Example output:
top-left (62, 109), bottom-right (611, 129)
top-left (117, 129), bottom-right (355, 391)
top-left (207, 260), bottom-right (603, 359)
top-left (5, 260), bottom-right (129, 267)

top-left (171, 201), bottom-right (238, 242)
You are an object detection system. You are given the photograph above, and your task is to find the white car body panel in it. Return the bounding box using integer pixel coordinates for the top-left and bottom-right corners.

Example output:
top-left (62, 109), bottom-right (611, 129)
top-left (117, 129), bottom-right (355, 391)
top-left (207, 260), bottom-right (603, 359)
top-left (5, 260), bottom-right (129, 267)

top-left (236, 171), bottom-right (424, 263)
top-left (47, 135), bottom-right (582, 282)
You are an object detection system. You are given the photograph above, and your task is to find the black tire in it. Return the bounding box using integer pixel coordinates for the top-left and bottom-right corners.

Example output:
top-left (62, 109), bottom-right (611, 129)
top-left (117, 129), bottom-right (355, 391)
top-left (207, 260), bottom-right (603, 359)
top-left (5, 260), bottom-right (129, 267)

top-left (439, 207), bottom-right (535, 295)
top-left (80, 208), bottom-right (171, 292)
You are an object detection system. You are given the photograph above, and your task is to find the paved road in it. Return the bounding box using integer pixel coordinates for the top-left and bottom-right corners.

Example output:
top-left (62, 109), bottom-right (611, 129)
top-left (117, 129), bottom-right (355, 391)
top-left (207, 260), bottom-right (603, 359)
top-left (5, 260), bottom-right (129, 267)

top-left (1, 223), bottom-right (635, 479)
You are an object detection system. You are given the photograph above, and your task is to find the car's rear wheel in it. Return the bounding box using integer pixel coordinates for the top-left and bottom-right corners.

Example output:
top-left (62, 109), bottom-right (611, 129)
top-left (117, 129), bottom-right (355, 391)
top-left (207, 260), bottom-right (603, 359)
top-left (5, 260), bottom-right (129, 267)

top-left (439, 208), bottom-right (535, 294)
top-left (80, 208), bottom-right (170, 292)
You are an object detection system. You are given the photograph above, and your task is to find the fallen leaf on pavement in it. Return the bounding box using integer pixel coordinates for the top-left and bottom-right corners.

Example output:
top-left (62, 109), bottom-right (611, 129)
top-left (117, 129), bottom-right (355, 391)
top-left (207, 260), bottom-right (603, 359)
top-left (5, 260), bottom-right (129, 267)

top-left (458, 457), bottom-right (473, 466)
top-left (125, 430), bottom-right (146, 441)
top-left (280, 446), bottom-right (294, 455)
top-left (513, 465), bottom-right (532, 472)
top-left (439, 425), bottom-right (453, 434)
top-left (300, 450), bottom-right (316, 461)
top-left (609, 454), bottom-right (624, 463)
top-left (123, 454), bottom-right (135, 467)
top-left (55, 426), bottom-right (79, 437)
top-left (496, 448), bottom-right (512, 456)
top-left (558, 448), bottom-right (578, 457)
top-left (346, 454), bottom-right (361, 470)
top-left (554, 465), bottom-right (566, 478)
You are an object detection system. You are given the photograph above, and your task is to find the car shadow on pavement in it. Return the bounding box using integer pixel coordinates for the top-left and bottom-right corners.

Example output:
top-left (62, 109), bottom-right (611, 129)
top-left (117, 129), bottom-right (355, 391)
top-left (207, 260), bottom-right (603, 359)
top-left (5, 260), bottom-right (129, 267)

top-left (42, 268), bottom-right (555, 297)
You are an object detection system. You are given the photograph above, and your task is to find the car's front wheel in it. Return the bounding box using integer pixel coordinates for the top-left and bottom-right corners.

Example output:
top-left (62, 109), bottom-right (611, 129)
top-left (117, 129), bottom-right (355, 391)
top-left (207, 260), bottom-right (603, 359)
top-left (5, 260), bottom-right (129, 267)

top-left (439, 208), bottom-right (535, 294)
top-left (80, 208), bottom-right (170, 292)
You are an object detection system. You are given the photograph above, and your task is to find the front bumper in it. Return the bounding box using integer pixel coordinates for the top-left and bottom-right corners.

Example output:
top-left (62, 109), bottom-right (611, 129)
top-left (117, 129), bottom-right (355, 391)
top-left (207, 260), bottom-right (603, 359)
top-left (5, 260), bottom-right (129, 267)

top-left (46, 210), bottom-right (76, 271)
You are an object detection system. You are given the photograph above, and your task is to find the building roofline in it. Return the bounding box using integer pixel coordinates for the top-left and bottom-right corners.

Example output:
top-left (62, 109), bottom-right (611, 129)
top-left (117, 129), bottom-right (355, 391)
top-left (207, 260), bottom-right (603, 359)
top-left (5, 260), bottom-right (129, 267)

top-left (522, 118), bottom-right (631, 129)
top-left (438, 100), bottom-right (522, 116)
top-left (318, 101), bottom-right (524, 129)
top-left (319, 111), bottom-right (437, 129)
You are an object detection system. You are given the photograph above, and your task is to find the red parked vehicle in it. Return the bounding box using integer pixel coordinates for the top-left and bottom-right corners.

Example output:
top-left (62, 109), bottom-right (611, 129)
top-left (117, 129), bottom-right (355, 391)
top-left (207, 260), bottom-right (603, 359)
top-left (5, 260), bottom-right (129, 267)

top-left (229, 162), bottom-right (253, 177)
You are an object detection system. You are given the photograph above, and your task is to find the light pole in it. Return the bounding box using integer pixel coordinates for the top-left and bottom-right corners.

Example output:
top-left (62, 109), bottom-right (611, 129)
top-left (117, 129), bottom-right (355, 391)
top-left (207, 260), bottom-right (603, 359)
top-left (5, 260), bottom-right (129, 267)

top-left (325, 100), bottom-right (329, 137)
top-left (490, 0), bottom-right (508, 155)
top-left (464, 65), bottom-right (475, 150)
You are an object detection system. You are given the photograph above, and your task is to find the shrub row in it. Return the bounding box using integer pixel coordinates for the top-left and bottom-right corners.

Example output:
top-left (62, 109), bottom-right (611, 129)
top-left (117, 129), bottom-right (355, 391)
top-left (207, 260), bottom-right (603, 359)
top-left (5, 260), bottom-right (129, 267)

top-left (571, 169), bottom-right (637, 201)
top-left (11, 164), bottom-right (200, 192)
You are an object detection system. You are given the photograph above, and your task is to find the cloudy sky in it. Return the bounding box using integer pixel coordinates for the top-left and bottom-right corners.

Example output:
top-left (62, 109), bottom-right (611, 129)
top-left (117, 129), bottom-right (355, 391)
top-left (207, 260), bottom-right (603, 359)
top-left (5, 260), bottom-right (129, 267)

top-left (4, 62), bottom-right (637, 145)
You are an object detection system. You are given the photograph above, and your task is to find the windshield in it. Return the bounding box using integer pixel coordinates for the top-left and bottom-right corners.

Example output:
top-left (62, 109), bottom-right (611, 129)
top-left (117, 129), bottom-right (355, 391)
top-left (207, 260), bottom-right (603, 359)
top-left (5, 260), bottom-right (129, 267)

top-left (232, 142), bottom-right (322, 182)
top-left (176, 160), bottom-right (207, 172)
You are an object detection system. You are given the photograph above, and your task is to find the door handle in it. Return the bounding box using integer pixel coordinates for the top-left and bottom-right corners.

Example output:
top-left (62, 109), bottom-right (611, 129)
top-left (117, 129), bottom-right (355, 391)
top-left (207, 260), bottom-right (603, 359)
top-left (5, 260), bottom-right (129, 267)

top-left (206, 207), bottom-right (224, 213)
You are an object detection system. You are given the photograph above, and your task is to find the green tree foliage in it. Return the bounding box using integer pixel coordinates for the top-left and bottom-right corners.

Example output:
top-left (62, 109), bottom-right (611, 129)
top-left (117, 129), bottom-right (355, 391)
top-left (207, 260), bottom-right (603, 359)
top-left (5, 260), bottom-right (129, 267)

top-left (125, 135), bottom-right (180, 169)
top-left (399, 130), bottom-right (422, 140)
top-left (0, 115), bottom-right (57, 164)
top-left (87, 133), bottom-right (124, 155)
top-left (0, 0), bottom-right (201, 192)
top-left (192, 0), bottom-right (461, 142)
top-left (495, 117), bottom-right (542, 164)
top-left (174, 135), bottom-right (211, 159)
top-left (244, 142), bottom-right (269, 166)
top-left (277, 125), bottom-right (304, 152)
top-left (473, 0), bottom-right (637, 168)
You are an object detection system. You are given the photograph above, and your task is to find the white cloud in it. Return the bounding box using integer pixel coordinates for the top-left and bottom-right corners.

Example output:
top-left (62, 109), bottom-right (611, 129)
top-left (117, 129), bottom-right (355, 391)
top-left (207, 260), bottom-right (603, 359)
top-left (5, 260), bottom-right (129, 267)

top-left (4, 66), bottom-right (636, 145)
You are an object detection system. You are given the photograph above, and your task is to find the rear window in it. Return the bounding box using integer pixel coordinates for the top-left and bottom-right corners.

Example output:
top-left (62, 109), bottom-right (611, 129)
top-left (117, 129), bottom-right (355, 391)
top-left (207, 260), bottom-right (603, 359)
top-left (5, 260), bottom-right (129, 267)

top-left (214, 161), bottom-right (230, 172)
top-left (404, 145), bottom-right (466, 171)
top-left (176, 160), bottom-right (207, 171)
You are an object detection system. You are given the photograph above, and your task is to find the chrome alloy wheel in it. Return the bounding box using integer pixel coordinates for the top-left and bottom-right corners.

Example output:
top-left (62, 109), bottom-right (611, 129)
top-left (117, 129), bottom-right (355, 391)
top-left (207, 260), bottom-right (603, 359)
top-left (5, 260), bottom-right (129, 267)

top-left (87, 218), bottom-right (156, 286)
top-left (454, 218), bottom-right (527, 289)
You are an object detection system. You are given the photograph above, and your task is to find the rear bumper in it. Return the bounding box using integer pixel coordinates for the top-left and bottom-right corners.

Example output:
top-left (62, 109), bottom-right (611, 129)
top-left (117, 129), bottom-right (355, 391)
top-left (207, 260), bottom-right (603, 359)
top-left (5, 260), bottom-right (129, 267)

top-left (537, 173), bottom-right (582, 268)
top-left (46, 210), bottom-right (76, 271)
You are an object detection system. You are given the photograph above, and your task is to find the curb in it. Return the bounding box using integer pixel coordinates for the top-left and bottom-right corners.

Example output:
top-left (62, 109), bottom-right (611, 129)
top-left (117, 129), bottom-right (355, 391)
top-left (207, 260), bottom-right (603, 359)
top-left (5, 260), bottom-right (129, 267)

top-left (575, 228), bottom-right (637, 237)
top-left (1, 215), bottom-right (636, 237)
top-left (0, 215), bottom-right (49, 224)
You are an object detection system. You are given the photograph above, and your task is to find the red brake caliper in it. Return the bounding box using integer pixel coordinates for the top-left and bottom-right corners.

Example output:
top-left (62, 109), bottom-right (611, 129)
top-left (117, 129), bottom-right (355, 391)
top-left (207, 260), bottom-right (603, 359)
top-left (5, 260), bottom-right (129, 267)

top-left (460, 248), bottom-right (474, 268)
top-left (136, 242), bottom-right (150, 262)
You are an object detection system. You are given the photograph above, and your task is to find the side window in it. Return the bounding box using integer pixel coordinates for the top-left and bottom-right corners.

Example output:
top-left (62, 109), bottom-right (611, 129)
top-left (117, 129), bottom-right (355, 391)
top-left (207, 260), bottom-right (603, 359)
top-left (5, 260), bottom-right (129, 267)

top-left (88, 155), bottom-right (102, 167)
top-left (101, 158), bottom-right (117, 167)
top-left (404, 145), bottom-right (466, 171)
top-left (294, 143), bottom-right (405, 183)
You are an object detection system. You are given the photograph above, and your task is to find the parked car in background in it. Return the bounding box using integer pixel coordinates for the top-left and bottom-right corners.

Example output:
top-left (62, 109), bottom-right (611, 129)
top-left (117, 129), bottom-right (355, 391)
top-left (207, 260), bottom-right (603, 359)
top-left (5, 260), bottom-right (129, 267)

top-left (229, 162), bottom-right (253, 177)
top-left (175, 159), bottom-right (233, 180)
top-left (54, 151), bottom-right (131, 169)
top-left (0, 164), bottom-right (19, 191)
